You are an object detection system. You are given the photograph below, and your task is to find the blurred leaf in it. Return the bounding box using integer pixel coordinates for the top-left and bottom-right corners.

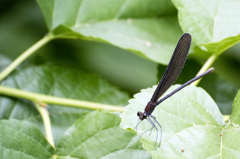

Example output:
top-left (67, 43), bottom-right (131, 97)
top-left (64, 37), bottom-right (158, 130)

top-left (72, 39), bottom-right (158, 94)
top-left (0, 0), bottom-right (161, 93)
top-left (229, 90), bottom-right (240, 123)
top-left (0, 1), bottom-right (47, 59)
top-left (0, 65), bottom-right (129, 144)
top-left (0, 54), bottom-right (11, 72)
top-left (36, 0), bottom-right (186, 64)
top-left (173, 0), bottom-right (240, 54)
top-left (188, 44), bottom-right (240, 115)
top-left (56, 110), bottom-right (151, 159)
top-left (200, 73), bottom-right (238, 115)
top-left (121, 85), bottom-right (225, 158)
top-left (192, 42), bottom-right (240, 90)
top-left (0, 119), bottom-right (54, 159)
top-left (213, 53), bottom-right (240, 88)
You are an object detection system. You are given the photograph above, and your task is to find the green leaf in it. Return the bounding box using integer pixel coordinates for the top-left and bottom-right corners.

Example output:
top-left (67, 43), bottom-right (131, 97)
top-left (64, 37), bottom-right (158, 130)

top-left (74, 40), bottom-right (159, 94)
top-left (0, 54), bottom-right (11, 72)
top-left (0, 119), bottom-right (54, 159)
top-left (37, 0), bottom-right (177, 30)
top-left (221, 90), bottom-right (240, 158)
top-left (173, 0), bottom-right (240, 54)
top-left (56, 110), bottom-right (151, 159)
top-left (36, 0), bottom-right (185, 64)
top-left (121, 85), bottom-right (225, 158)
top-left (229, 90), bottom-right (240, 123)
top-left (0, 65), bottom-right (129, 144)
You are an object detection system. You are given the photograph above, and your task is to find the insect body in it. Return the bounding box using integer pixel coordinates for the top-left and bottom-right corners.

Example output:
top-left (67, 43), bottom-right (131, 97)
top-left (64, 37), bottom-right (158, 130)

top-left (135, 33), bottom-right (214, 148)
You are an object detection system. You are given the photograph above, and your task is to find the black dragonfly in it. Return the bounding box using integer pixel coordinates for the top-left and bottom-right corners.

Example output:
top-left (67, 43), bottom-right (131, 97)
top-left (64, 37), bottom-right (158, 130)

top-left (135, 33), bottom-right (214, 148)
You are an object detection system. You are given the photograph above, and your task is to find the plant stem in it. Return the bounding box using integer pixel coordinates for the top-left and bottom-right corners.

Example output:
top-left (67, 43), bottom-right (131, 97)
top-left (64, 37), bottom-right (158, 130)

top-left (0, 34), bottom-right (54, 81)
top-left (35, 103), bottom-right (55, 148)
top-left (0, 86), bottom-right (125, 112)
top-left (191, 53), bottom-right (218, 86)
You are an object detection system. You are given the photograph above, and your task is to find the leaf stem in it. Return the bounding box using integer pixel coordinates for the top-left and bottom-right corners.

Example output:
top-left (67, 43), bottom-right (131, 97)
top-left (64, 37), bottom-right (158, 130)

top-left (191, 53), bottom-right (218, 86)
top-left (0, 86), bottom-right (125, 112)
top-left (35, 103), bottom-right (55, 148)
top-left (0, 34), bottom-right (54, 81)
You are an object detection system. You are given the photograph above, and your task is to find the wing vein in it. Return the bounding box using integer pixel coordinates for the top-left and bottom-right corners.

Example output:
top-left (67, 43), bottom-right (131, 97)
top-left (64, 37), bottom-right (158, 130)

top-left (150, 33), bottom-right (192, 102)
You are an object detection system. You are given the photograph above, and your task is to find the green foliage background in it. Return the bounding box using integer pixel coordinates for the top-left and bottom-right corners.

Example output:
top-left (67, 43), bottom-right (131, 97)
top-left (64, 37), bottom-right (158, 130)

top-left (0, 0), bottom-right (240, 158)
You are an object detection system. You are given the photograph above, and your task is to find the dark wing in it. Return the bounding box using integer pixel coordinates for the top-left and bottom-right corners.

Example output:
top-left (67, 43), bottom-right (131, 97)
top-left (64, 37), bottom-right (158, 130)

top-left (150, 33), bottom-right (191, 102)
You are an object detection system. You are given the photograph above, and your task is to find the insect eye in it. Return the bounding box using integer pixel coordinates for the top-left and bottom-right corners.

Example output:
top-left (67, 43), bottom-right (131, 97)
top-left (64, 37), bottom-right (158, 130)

top-left (137, 111), bottom-right (140, 116)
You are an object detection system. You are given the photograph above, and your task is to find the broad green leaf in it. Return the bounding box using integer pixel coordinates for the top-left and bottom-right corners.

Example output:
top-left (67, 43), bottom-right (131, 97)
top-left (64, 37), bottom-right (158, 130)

top-left (37, 0), bottom-right (176, 30)
top-left (56, 110), bottom-right (151, 159)
top-left (0, 65), bottom-right (129, 144)
top-left (121, 85), bottom-right (225, 158)
top-left (36, 0), bottom-right (186, 64)
top-left (0, 119), bottom-right (54, 159)
top-left (221, 90), bottom-right (240, 158)
top-left (173, 0), bottom-right (240, 54)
